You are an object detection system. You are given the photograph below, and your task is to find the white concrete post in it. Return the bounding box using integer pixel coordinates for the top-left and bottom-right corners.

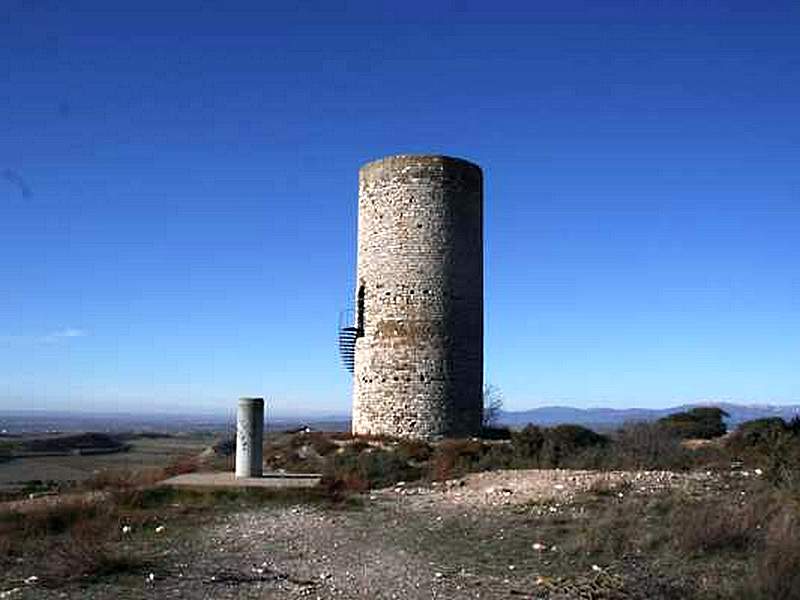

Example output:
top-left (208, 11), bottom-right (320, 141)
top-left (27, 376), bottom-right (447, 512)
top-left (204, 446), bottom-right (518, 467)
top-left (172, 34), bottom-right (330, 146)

top-left (235, 397), bottom-right (264, 478)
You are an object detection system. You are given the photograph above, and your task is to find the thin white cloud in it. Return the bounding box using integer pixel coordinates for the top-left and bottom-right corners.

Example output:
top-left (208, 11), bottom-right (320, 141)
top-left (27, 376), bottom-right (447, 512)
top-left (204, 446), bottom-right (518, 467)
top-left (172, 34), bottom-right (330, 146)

top-left (40, 328), bottom-right (88, 343)
top-left (0, 328), bottom-right (90, 345)
top-left (52, 328), bottom-right (86, 339)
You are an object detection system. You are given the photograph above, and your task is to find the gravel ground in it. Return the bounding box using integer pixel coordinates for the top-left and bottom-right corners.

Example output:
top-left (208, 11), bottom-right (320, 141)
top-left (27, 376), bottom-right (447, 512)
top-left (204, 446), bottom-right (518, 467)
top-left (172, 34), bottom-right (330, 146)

top-left (4, 468), bottom-right (747, 599)
top-left (373, 468), bottom-right (722, 511)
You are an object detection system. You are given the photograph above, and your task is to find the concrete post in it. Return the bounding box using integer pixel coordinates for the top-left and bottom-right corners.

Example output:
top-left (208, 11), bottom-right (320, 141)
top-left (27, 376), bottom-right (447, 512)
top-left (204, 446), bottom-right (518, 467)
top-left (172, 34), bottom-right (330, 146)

top-left (235, 397), bottom-right (264, 478)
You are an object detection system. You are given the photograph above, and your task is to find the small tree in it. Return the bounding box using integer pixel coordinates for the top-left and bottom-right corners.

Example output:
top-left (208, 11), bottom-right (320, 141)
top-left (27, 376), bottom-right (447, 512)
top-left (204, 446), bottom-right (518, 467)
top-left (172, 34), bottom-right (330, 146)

top-left (657, 406), bottom-right (729, 440)
top-left (482, 384), bottom-right (504, 427)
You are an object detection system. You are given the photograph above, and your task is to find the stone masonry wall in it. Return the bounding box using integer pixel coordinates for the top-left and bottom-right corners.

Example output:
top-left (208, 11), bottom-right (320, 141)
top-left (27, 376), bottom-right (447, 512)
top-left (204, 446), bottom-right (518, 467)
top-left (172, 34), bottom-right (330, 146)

top-left (352, 155), bottom-right (483, 440)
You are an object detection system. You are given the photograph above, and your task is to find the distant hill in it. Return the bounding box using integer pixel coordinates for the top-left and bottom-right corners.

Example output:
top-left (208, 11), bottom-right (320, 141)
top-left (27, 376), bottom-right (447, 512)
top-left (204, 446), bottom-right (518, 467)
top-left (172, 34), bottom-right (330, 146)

top-left (499, 403), bottom-right (800, 431)
top-left (3, 403), bottom-right (799, 435)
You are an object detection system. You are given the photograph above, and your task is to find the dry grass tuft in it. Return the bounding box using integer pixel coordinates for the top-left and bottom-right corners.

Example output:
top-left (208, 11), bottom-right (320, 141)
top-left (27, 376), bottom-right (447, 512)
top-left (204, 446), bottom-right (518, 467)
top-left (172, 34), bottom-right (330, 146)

top-left (742, 507), bottom-right (800, 599)
top-left (673, 498), bottom-right (763, 555)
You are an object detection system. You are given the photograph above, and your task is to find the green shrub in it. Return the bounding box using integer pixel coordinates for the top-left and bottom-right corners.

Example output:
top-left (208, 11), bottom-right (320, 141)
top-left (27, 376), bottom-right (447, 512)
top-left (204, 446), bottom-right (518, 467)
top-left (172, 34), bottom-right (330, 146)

top-left (657, 407), bottom-right (728, 439)
top-left (738, 417), bottom-right (789, 437)
top-left (511, 425), bottom-right (546, 463)
top-left (325, 447), bottom-right (420, 490)
top-left (730, 418), bottom-right (789, 450)
top-left (511, 424), bottom-right (608, 469)
top-left (726, 418), bottom-right (800, 487)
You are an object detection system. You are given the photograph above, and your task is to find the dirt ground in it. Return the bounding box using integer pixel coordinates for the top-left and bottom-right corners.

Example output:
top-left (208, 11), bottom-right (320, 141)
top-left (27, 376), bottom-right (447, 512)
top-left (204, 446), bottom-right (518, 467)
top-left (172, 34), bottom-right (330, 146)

top-left (4, 467), bottom-right (750, 599)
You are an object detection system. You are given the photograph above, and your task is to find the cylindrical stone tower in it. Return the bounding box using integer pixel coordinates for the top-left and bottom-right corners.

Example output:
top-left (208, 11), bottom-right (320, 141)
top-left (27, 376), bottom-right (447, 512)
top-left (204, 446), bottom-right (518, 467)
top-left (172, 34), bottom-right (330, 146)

top-left (235, 397), bottom-right (264, 478)
top-left (352, 154), bottom-right (483, 440)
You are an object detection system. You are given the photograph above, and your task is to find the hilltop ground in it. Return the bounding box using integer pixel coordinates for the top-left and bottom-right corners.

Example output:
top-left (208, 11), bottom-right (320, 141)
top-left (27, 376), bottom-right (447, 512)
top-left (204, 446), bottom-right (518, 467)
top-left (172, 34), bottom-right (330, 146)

top-left (2, 415), bottom-right (799, 599)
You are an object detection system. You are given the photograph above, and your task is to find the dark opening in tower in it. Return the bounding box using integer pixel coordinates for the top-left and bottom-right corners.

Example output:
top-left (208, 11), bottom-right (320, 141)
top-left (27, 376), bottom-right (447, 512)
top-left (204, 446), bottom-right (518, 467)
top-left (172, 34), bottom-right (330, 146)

top-left (356, 282), bottom-right (365, 337)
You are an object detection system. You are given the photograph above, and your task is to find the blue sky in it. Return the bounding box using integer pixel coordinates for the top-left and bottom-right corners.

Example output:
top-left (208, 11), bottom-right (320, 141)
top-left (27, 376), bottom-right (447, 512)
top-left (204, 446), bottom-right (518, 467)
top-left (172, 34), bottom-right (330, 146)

top-left (1, 1), bottom-right (798, 416)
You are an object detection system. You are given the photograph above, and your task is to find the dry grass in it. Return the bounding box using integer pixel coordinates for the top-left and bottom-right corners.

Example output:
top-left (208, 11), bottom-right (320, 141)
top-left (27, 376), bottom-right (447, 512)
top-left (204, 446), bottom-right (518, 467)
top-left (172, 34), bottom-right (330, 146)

top-left (0, 494), bottom-right (149, 583)
top-left (0, 469), bottom-right (351, 587)
top-left (429, 439), bottom-right (484, 481)
top-left (83, 466), bottom-right (166, 490)
top-left (673, 498), bottom-right (763, 555)
top-left (744, 507), bottom-right (800, 599)
top-left (552, 480), bottom-right (800, 599)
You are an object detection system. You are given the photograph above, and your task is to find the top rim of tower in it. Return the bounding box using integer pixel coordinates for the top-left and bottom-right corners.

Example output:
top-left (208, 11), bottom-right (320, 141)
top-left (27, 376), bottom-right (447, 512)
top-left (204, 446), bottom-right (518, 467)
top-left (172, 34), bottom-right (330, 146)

top-left (360, 154), bottom-right (482, 176)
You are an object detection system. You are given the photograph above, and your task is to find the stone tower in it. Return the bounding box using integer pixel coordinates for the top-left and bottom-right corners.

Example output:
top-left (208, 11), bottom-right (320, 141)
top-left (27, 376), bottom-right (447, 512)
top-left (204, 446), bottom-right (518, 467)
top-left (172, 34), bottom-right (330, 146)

top-left (351, 154), bottom-right (483, 440)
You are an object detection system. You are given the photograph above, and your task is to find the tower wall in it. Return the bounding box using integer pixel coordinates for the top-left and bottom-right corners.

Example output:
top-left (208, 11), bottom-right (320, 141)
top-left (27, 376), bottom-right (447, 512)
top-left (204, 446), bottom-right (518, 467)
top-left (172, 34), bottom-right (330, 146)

top-left (352, 155), bottom-right (483, 439)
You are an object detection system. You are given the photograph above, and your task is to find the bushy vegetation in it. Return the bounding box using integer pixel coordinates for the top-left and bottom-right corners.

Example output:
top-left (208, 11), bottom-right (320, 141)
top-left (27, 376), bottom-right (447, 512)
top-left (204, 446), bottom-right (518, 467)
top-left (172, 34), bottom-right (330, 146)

top-left (603, 421), bottom-right (695, 470)
top-left (310, 408), bottom-right (800, 493)
top-left (323, 445), bottom-right (423, 494)
top-left (512, 424), bottom-right (609, 467)
top-left (725, 416), bottom-right (800, 487)
top-left (656, 406), bottom-right (729, 439)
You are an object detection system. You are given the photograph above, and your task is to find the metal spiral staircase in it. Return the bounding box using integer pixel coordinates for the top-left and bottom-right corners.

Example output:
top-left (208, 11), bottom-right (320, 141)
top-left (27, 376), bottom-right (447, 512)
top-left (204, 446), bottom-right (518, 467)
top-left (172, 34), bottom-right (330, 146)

top-left (338, 309), bottom-right (358, 374)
